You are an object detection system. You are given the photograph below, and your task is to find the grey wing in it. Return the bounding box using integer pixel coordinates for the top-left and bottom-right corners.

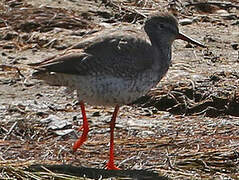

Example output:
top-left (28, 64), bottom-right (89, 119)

top-left (34, 35), bottom-right (154, 77)
top-left (34, 53), bottom-right (93, 75)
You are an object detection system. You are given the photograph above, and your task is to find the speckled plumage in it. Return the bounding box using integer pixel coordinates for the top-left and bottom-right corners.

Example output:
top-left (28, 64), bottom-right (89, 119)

top-left (32, 13), bottom-right (205, 106)
top-left (31, 12), bottom-right (205, 170)
top-left (32, 19), bottom-right (172, 105)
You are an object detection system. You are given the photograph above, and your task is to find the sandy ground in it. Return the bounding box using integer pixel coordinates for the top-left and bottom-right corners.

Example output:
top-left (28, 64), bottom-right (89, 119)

top-left (0, 0), bottom-right (239, 179)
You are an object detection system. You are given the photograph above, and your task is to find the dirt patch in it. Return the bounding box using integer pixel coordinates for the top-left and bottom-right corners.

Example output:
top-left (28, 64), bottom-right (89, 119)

top-left (0, 0), bottom-right (239, 179)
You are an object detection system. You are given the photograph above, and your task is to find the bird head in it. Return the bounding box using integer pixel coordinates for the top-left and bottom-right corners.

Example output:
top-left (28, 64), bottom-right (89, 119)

top-left (144, 12), bottom-right (205, 47)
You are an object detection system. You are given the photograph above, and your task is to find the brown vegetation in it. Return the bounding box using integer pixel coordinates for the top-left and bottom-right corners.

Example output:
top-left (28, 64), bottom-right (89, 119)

top-left (0, 0), bottom-right (238, 179)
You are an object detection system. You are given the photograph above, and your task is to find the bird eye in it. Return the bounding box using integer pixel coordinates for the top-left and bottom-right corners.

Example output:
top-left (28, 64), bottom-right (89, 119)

top-left (158, 23), bottom-right (165, 29)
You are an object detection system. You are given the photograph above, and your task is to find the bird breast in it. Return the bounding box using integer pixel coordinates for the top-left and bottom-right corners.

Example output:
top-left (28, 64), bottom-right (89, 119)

top-left (61, 70), bottom-right (160, 106)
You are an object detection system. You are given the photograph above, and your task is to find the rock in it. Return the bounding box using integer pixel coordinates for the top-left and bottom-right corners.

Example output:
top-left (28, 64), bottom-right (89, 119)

top-left (2, 44), bottom-right (16, 49)
top-left (179, 18), bottom-right (193, 26)
top-left (220, 13), bottom-right (237, 20)
top-left (232, 43), bottom-right (238, 50)
top-left (232, 20), bottom-right (239, 26)
top-left (92, 111), bottom-right (101, 117)
top-left (140, 130), bottom-right (154, 137)
top-left (40, 114), bottom-right (72, 130)
top-left (40, 114), bottom-right (57, 123)
top-left (2, 32), bottom-right (18, 41)
top-left (55, 129), bottom-right (74, 136)
top-left (48, 119), bottom-right (71, 130)
top-left (215, 9), bottom-right (237, 20)
top-left (216, 9), bottom-right (228, 14)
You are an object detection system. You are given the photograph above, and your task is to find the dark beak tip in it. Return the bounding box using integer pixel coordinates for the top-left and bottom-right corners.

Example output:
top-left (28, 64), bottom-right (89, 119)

top-left (177, 32), bottom-right (206, 48)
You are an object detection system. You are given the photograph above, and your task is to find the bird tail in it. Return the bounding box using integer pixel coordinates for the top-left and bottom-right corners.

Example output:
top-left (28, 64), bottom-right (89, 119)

top-left (31, 69), bottom-right (70, 87)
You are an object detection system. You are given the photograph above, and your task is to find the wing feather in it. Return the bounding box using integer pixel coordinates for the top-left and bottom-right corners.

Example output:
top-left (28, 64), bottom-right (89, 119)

top-left (33, 32), bottom-right (155, 78)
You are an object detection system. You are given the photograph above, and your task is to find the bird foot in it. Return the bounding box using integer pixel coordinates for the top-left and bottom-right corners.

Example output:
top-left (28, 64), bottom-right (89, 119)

top-left (106, 162), bottom-right (120, 170)
top-left (72, 127), bottom-right (89, 152)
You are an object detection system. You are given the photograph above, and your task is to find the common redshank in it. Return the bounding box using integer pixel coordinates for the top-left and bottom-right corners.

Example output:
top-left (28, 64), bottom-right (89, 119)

top-left (31, 12), bottom-right (205, 170)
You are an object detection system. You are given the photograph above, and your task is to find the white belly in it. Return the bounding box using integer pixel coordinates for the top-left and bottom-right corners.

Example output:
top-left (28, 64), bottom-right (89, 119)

top-left (66, 73), bottom-right (159, 106)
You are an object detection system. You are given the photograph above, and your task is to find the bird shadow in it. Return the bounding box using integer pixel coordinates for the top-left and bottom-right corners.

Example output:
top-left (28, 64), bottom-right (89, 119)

top-left (28, 164), bottom-right (170, 180)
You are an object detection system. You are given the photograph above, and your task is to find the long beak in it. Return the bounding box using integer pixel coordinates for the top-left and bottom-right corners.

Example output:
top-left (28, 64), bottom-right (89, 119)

top-left (176, 32), bottom-right (206, 48)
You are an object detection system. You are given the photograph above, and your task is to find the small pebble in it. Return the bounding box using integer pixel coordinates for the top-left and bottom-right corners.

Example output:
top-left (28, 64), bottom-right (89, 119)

top-left (1, 52), bottom-right (7, 56)
top-left (141, 130), bottom-right (154, 137)
top-left (220, 13), bottom-right (237, 20)
top-left (7, 56), bottom-right (15, 59)
top-left (216, 9), bottom-right (228, 14)
top-left (55, 129), bottom-right (74, 136)
top-left (2, 32), bottom-right (18, 40)
top-left (231, 20), bottom-right (239, 26)
top-left (92, 111), bottom-right (101, 117)
top-left (3, 44), bottom-right (15, 49)
top-left (179, 18), bottom-right (193, 26)
top-left (232, 43), bottom-right (238, 50)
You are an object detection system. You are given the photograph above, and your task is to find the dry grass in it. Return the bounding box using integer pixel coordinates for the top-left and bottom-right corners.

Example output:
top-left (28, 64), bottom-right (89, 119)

top-left (1, 0), bottom-right (239, 179)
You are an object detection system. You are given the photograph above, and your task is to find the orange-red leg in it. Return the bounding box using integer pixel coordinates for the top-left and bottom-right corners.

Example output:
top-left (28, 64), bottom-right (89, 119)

top-left (106, 105), bottom-right (120, 170)
top-left (73, 101), bottom-right (89, 152)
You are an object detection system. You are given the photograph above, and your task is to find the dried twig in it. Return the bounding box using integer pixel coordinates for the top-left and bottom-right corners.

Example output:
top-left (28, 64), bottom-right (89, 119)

top-left (185, 1), bottom-right (239, 9)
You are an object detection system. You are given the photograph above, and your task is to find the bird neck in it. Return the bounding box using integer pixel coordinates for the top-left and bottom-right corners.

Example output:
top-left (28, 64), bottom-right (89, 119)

top-left (151, 37), bottom-right (172, 63)
top-left (151, 40), bottom-right (172, 79)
